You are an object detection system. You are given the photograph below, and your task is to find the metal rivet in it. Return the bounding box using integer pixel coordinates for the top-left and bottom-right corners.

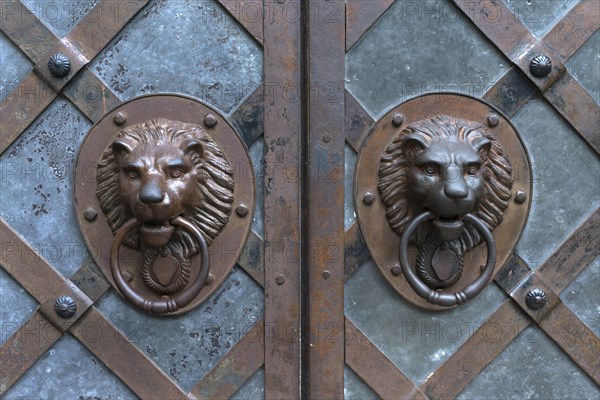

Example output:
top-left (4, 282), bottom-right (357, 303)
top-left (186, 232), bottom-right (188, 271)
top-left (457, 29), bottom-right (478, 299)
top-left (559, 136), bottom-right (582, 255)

top-left (275, 275), bottom-right (285, 285)
top-left (363, 192), bottom-right (375, 206)
top-left (487, 114), bottom-right (499, 127)
top-left (392, 113), bottom-right (404, 127)
top-left (205, 273), bottom-right (214, 285)
top-left (391, 265), bottom-right (402, 276)
top-left (83, 208), bottom-right (98, 222)
top-left (236, 205), bottom-right (249, 217)
top-left (54, 296), bottom-right (77, 319)
top-left (530, 55), bottom-right (552, 78)
top-left (204, 114), bottom-right (218, 128)
top-left (113, 112), bottom-right (127, 126)
top-left (526, 288), bottom-right (548, 310)
top-left (322, 135), bottom-right (331, 143)
top-left (122, 270), bottom-right (134, 282)
top-left (514, 191), bottom-right (527, 204)
top-left (322, 270), bottom-right (331, 280)
top-left (47, 53), bottom-right (71, 77)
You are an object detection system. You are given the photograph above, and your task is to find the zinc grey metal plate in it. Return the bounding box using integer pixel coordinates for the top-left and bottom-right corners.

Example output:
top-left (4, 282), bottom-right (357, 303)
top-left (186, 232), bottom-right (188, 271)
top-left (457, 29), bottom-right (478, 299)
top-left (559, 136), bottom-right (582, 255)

top-left (504, 0), bottom-right (580, 39)
top-left (344, 366), bottom-right (381, 400)
top-left (566, 30), bottom-right (600, 104)
top-left (90, 0), bottom-right (263, 114)
top-left (95, 267), bottom-right (263, 392)
top-left (512, 95), bottom-right (600, 268)
top-left (0, 97), bottom-right (91, 278)
top-left (21, 0), bottom-right (99, 38)
top-left (345, 260), bottom-right (507, 384)
top-left (457, 326), bottom-right (600, 400)
top-left (561, 257), bottom-right (600, 337)
top-left (0, 31), bottom-right (33, 102)
top-left (0, 269), bottom-right (38, 346)
top-left (3, 336), bottom-right (138, 400)
top-left (346, 0), bottom-right (510, 119)
top-left (231, 366), bottom-right (264, 400)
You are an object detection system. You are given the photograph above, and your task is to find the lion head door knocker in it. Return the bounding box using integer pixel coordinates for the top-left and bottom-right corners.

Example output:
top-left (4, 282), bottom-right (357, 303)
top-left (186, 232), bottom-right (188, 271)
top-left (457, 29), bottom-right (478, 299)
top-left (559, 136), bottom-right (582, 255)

top-left (356, 94), bottom-right (531, 310)
top-left (74, 95), bottom-right (255, 315)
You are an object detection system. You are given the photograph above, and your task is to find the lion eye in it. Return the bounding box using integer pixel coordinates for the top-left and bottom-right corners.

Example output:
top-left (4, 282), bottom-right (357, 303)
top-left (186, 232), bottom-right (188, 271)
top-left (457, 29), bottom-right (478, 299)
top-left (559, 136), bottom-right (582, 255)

top-left (170, 168), bottom-right (184, 179)
top-left (466, 165), bottom-right (479, 175)
top-left (423, 164), bottom-right (438, 175)
top-left (125, 169), bottom-right (140, 180)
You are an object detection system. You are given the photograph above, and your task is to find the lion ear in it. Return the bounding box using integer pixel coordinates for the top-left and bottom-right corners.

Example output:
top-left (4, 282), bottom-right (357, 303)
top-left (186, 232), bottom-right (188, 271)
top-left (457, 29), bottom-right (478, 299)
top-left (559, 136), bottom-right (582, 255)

top-left (400, 133), bottom-right (429, 154)
top-left (471, 136), bottom-right (492, 156)
top-left (181, 138), bottom-right (204, 158)
top-left (112, 138), bottom-right (134, 161)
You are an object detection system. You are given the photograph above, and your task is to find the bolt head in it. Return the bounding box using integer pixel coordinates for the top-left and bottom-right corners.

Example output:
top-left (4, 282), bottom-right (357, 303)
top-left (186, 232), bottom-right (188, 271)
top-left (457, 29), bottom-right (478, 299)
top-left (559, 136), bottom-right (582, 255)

top-left (391, 265), bottom-right (402, 276)
top-left (363, 192), bottom-right (375, 206)
top-left (83, 208), bottom-right (98, 222)
top-left (204, 114), bottom-right (218, 128)
top-left (54, 296), bottom-right (77, 319)
top-left (236, 205), bottom-right (249, 217)
top-left (526, 288), bottom-right (548, 310)
top-left (322, 135), bottom-right (331, 143)
top-left (392, 113), bottom-right (404, 127)
top-left (487, 114), bottom-right (500, 127)
top-left (48, 53), bottom-right (71, 77)
top-left (322, 270), bottom-right (331, 280)
top-left (514, 191), bottom-right (527, 204)
top-left (275, 275), bottom-right (285, 285)
top-left (113, 112), bottom-right (127, 126)
top-left (530, 55), bottom-right (552, 78)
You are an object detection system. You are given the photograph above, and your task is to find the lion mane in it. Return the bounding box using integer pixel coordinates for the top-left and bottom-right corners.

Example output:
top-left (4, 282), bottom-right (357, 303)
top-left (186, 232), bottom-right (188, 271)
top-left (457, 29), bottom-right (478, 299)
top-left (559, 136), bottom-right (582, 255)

top-left (378, 114), bottom-right (513, 253)
top-left (96, 118), bottom-right (234, 256)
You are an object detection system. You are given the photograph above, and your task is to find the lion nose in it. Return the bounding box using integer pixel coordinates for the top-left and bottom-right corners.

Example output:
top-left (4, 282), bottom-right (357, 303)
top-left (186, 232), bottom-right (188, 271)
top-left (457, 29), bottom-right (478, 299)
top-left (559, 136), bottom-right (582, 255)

top-left (444, 179), bottom-right (469, 199)
top-left (139, 181), bottom-right (165, 204)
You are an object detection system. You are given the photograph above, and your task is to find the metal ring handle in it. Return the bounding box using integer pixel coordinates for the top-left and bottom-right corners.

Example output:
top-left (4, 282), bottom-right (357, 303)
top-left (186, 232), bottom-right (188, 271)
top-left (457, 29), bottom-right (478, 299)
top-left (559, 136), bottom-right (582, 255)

top-left (110, 216), bottom-right (210, 314)
top-left (399, 211), bottom-right (496, 306)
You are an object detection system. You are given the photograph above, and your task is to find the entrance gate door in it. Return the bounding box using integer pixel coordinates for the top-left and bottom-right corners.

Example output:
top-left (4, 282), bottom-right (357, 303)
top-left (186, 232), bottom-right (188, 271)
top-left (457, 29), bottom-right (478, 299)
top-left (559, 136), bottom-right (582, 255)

top-left (0, 1), bottom-right (598, 399)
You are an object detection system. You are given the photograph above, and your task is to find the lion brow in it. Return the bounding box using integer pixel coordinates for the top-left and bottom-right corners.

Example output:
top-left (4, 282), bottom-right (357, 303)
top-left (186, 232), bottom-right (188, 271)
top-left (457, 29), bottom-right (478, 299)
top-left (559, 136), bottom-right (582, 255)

top-left (166, 159), bottom-right (186, 168)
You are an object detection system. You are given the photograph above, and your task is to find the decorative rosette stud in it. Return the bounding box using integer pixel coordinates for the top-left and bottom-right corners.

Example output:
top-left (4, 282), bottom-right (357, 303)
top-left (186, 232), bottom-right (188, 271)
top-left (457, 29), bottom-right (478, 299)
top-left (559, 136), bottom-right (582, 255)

top-left (48, 53), bottom-right (71, 77)
top-left (529, 55), bottom-right (552, 78)
top-left (525, 288), bottom-right (548, 310)
top-left (54, 296), bottom-right (77, 318)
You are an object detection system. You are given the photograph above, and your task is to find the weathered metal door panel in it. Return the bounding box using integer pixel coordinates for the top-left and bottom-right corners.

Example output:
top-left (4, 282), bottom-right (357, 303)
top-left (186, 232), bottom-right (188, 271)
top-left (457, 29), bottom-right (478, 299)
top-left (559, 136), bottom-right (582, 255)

top-left (1, 0), bottom-right (599, 399)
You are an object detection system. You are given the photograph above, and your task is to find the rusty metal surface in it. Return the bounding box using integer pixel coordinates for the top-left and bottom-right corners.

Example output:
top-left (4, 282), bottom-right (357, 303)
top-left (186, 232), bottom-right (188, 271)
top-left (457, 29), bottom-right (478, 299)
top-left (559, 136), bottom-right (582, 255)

top-left (64, 67), bottom-right (123, 123)
top-left (237, 230), bottom-right (265, 288)
top-left (419, 299), bottom-right (529, 399)
top-left (0, 311), bottom-right (61, 396)
top-left (356, 93), bottom-right (531, 310)
top-left (345, 0), bottom-right (394, 51)
top-left (345, 89), bottom-right (375, 153)
top-left (218, 0), bottom-right (264, 46)
top-left (453, 0), bottom-right (600, 155)
top-left (71, 307), bottom-right (188, 399)
top-left (346, 317), bottom-right (427, 400)
top-left (305, 0), bottom-right (345, 397)
top-left (263, 0), bottom-right (302, 397)
top-left (189, 319), bottom-right (264, 399)
top-left (229, 83), bottom-right (264, 147)
top-left (482, 67), bottom-right (536, 118)
top-left (344, 223), bottom-right (370, 281)
top-left (74, 94), bottom-right (255, 314)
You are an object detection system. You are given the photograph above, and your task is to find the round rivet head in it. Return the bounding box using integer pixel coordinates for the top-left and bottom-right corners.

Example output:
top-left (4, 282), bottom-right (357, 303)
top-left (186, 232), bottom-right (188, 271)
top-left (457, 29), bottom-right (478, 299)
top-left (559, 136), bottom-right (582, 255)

top-left (487, 114), bottom-right (500, 127)
top-left (363, 192), bottom-right (375, 206)
top-left (526, 288), bottom-right (548, 310)
top-left (275, 275), bottom-right (285, 285)
top-left (54, 296), bottom-right (77, 319)
top-left (113, 112), bottom-right (127, 126)
top-left (205, 273), bottom-right (215, 285)
top-left (391, 265), bottom-right (402, 276)
top-left (392, 113), bottom-right (404, 127)
top-left (530, 55), bottom-right (552, 78)
top-left (514, 191), bottom-right (527, 204)
top-left (204, 114), bottom-right (218, 128)
top-left (47, 53), bottom-right (71, 77)
top-left (322, 135), bottom-right (331, 143)
top-left (236, 205), bottom-right (249, 217)
top-left (83, 207), bottom-right (98, 222)
top-left (322, 270), bottom-right (331, 280)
